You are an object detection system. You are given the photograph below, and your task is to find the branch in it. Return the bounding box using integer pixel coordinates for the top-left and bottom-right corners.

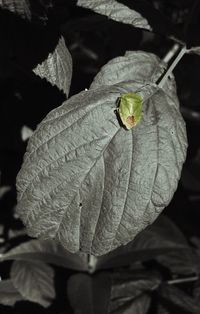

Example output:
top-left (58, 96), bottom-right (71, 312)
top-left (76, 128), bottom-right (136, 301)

top-left (157, 45), bottom-right (187, 88)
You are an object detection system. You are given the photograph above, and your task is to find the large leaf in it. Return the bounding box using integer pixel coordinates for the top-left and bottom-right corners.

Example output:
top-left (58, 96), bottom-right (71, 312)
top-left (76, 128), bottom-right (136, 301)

top-left (16, 51), bottom-right (187, 256)
top-left (0, 279), bottom-right (24, 306)
top-left (67, 272), bottom-right (111, 314)
top-left (77, 0), bottom-right (152, 31)
top-left (1, 239), bottom-right (88, 271)
top-left (33, 36), bottom-right (72, 97)
top-left (11, 260), bottom-right (55, 307)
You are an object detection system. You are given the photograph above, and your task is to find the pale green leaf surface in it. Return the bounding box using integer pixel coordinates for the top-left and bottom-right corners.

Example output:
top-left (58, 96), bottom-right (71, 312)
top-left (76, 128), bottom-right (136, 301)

top-left (16, 52), bottom-right (187, 256)
top-left (77, 0), bottom-right (151, 31)
top-left (33, 36), bottom-right (72, 97)
top-left (11, 260), bottom-right (55, 307)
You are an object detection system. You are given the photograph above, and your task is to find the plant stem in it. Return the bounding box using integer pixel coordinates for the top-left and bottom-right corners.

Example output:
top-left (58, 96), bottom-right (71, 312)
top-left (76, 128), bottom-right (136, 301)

top-left (167, 275), bottom-right (199, 285)
top-left (157, 45), bottom-right (187, 88)
top-left (151, 275), bottom-right (199, 292)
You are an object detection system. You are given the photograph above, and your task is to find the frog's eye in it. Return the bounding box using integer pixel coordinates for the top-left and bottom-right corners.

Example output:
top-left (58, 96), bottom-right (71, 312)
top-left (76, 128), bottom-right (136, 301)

top-left (117, 92), bottom-right (142, 130)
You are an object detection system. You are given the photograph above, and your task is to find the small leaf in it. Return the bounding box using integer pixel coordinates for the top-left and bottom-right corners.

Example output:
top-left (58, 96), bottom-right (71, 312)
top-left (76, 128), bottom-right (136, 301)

top-left (16, 51), bottom-right (187, 256)
top-left (77, 0), bottom-right (174, 37)
top-left (1, 239), bottom-right (88, 271)
top-left (0, 0), bottom-right (31, 19)
top-left (110, 294), bottom-right (151, 314)
top-left (115, 0), bottom-right (172, 36)
top-left (77, 0), bottom-right (152, 31)
top-left (67, 272), bottom-right (111, 314)
top-left (0, 0), bottom-right (53, 24)
top-left (158, 283), bottom-right (200, 314)
top-left (0, 279), bottom-right (24, 306)
top-left (33, 36), bottom-right (72, 97)
top-left (109, 270), bottom-right (158, 313)
top-left (11, 260), bottom-right (55, 307)
top-left (111, 271), bottom-right (160, 300)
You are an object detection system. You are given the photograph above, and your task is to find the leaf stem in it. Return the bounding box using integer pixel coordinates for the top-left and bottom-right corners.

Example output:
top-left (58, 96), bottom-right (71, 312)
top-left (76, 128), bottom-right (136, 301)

top-left (87, 254), bottom-right (97, 274)
top-left (157, 45), bottom-right (187, 88)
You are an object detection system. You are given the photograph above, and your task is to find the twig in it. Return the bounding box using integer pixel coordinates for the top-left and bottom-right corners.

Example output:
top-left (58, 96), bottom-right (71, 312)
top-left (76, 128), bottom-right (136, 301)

top-left (167, 275), bottom-right (199, 286)
top-left (157, 45), bottom-right (187, 88)
top-left (162, 43), bottom-right (180, 64)
top-left (150, 275), bottom-right (199, 292)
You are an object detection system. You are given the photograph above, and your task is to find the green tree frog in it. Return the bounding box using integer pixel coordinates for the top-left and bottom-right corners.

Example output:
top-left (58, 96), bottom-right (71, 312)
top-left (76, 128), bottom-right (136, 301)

top-left (117, 92), bottom-right (142, 130)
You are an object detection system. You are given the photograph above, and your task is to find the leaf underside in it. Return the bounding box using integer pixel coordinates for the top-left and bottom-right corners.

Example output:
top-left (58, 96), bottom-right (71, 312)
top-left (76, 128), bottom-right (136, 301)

top-left (16, 51), bottom-right (187, 256)
top-left (77, 0), bottom-right (152, 31)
